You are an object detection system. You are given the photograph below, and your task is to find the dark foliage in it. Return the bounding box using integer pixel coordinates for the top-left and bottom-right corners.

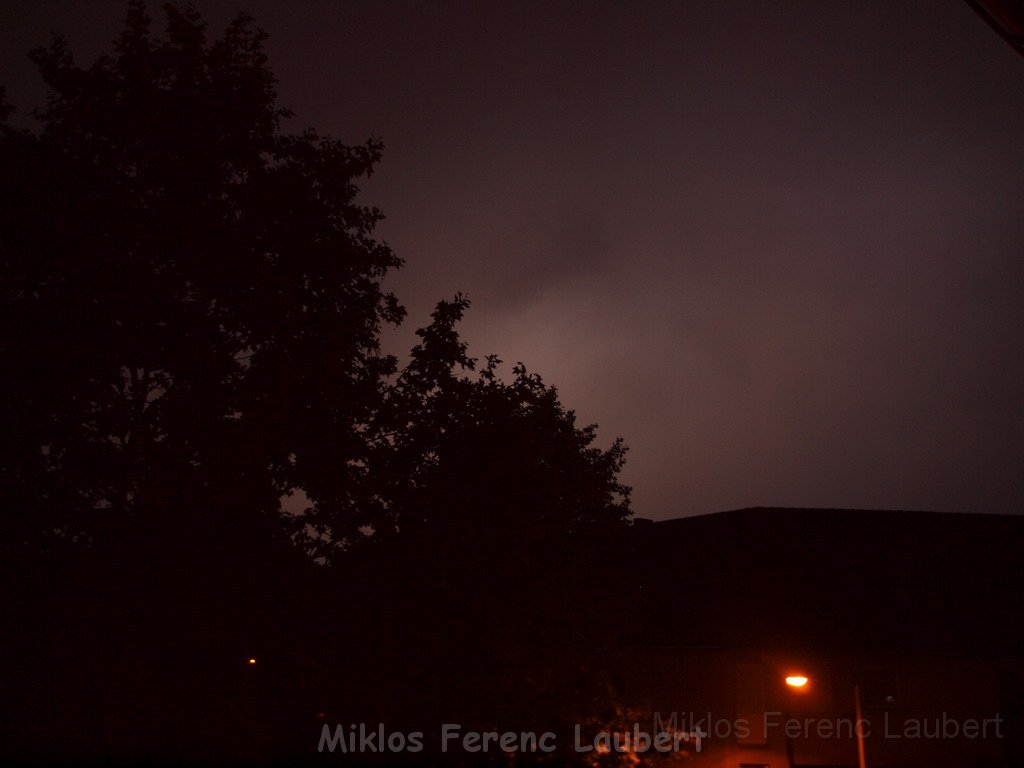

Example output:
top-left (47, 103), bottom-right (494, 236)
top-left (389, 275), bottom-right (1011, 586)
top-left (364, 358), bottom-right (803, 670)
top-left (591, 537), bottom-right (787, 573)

top-left (1, 1), bottom-right (403, 561)
top-left (0, 4), bottom-right (635, 764)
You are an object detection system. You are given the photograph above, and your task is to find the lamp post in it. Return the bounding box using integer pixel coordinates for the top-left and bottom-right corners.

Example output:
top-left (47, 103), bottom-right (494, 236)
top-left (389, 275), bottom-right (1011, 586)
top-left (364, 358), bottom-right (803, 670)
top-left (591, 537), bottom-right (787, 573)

top-left (785, 674), bottom-right (867, 768)
top-left (853, 684), bottom-right (867, 768)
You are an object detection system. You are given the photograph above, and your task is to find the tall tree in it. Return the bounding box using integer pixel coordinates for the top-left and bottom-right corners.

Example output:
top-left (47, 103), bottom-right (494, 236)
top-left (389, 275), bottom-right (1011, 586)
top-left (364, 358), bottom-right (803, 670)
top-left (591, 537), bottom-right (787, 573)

top-left (1, 6), bottom-right (404, 757)
top-left (0, 1), bottom-right (403, 559)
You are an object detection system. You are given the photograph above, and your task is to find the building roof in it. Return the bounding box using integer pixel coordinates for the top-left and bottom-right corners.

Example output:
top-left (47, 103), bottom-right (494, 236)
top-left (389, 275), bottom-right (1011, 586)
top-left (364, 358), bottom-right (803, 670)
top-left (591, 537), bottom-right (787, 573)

top-left (631, 507), bottom-right (1024, 657)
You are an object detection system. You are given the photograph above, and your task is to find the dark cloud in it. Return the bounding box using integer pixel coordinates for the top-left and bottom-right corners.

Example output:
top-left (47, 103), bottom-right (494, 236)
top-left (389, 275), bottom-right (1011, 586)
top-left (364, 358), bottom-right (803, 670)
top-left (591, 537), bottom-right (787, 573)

top-left (4, 0), bottom-right (1023, 517)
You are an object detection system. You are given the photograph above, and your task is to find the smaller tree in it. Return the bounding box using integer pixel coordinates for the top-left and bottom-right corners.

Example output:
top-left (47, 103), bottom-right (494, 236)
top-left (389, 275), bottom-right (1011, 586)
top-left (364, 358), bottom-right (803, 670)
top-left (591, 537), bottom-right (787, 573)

top-left (315, 296), bottom-right (635, 748)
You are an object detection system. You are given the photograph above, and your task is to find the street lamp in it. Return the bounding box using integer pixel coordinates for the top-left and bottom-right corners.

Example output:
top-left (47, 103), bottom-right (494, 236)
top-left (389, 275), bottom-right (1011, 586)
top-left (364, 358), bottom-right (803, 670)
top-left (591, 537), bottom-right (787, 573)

top-left (784, 674), bottom-right (867, 768)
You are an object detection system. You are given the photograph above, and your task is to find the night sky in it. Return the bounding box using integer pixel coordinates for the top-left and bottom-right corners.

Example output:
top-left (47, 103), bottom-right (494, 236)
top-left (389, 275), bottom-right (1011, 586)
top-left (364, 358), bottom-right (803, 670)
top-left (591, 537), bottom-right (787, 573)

top-left (3, 0), bottom-right (1023, 519)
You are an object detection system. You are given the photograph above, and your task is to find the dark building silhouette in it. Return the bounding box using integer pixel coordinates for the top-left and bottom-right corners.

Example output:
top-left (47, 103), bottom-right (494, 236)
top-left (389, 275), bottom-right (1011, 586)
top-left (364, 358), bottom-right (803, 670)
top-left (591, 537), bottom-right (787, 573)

top-left (624, 508), bottom-right (1024, 768)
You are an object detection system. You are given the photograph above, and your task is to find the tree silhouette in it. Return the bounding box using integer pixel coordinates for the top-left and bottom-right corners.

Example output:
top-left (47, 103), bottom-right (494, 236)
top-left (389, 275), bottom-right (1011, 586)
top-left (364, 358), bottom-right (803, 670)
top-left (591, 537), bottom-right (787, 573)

top-left (1, 4), bottom-right (636, 763)
top-left (1, 3), bottom-right (405, 758)
top-left (1, 1), bottom-right (403, 560)
top-left (320, 295), bottom-right (634, 741)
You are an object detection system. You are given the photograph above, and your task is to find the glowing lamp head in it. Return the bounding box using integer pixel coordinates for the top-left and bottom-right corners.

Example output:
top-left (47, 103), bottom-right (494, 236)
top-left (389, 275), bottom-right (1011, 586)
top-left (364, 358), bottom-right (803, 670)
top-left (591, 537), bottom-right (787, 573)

top-left (247, 658), bottom-right (257, 665)
top-left (785, 675), bottom-right (809, 688)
